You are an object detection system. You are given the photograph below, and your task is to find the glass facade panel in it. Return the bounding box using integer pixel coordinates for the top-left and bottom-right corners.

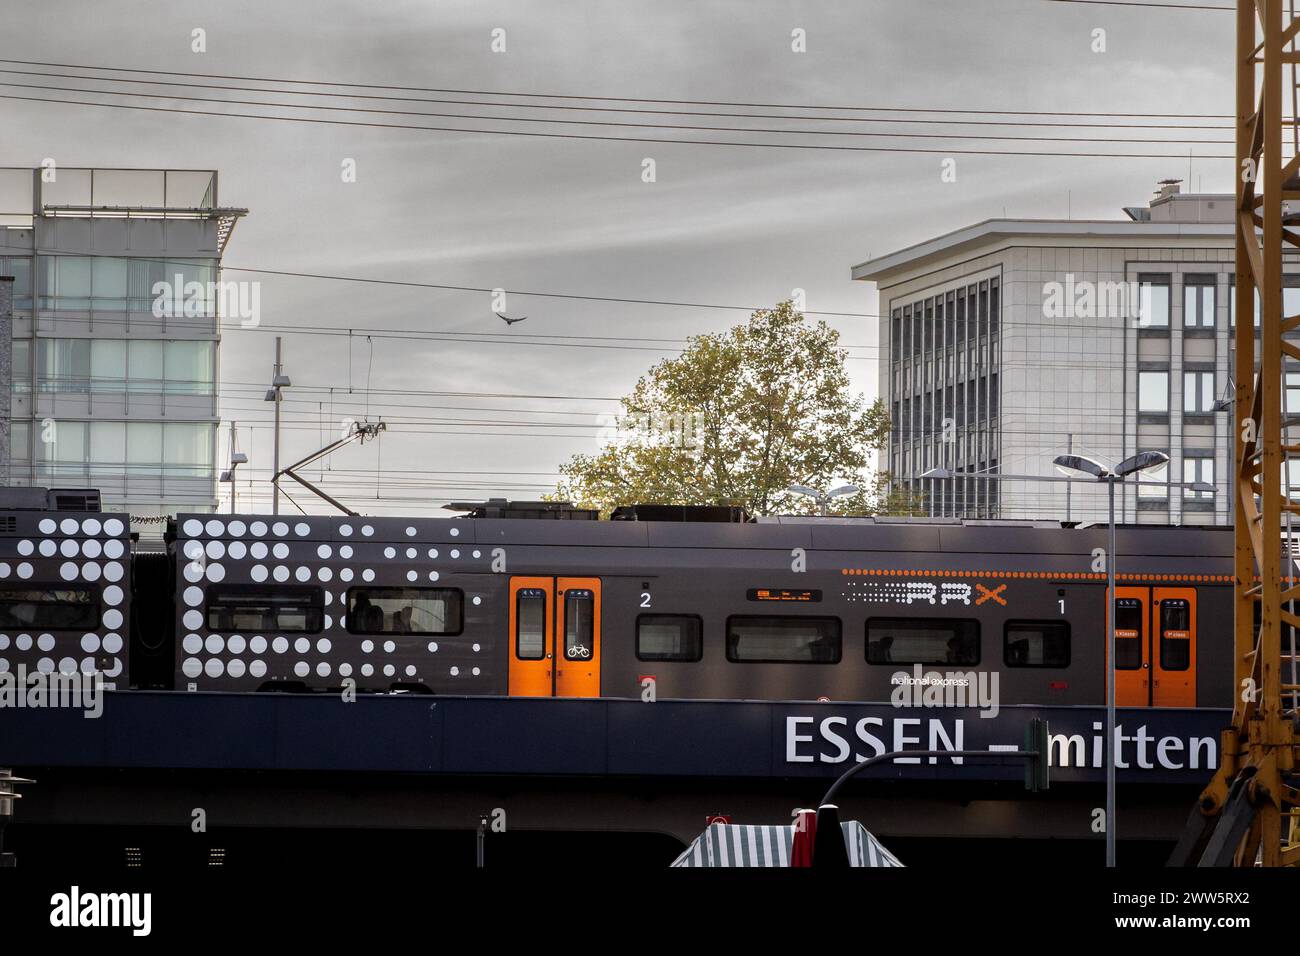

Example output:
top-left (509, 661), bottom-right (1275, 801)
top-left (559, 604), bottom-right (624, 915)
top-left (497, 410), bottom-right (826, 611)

top-left (164, 340), bottom-right (213, 394)
top-left (128, 340), bottom-right (164, 393)
top-left (126, 422), bottom-right (162, 472)
top-left (92, 257), bottom-right (128, 303)
top-left (162, 424), bottom-right (212, 477)
top-left (38, 338), bottom-right (90, 391)
top-left (89, 421), bottom-right (125, 468)
top-left (91, 339), bottom-right (127, 392)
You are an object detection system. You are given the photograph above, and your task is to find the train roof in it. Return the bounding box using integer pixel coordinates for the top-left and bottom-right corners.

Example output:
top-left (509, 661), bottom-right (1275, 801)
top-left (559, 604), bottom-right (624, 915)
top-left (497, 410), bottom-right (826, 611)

top-left (167, 510), bottom-right (1232, 560)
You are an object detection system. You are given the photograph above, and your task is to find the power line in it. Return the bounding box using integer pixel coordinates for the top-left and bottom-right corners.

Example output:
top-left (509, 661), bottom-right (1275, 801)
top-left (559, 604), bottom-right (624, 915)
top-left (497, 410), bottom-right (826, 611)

top-left (0, 92), bottom-right (1235, 159)
top-left (0, 79), bottom-right (1233, 145)
top-left (0, 57), bottom-right (1234, 117)
top-left (0, 66), bottom-right (1234, 130)
top-left (1035, 0), bottom-right (1230, 8)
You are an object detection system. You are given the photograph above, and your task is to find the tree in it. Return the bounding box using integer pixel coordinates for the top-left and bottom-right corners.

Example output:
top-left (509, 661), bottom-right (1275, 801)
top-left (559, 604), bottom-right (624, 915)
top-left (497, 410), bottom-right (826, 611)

top-left (551, 300), bottom-right (918, 516)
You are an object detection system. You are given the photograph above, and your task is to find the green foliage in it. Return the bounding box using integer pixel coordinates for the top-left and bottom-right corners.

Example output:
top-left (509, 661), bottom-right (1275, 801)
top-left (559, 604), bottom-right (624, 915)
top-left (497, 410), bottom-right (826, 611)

top-left (551, 300), bottom-right (917, 516)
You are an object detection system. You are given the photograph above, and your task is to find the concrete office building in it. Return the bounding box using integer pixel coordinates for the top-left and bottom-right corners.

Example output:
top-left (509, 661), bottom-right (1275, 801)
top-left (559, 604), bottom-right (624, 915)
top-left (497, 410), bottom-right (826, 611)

top-left (0, 168), bottom-right (245, 529)
top-left (852, 180), bottom-right (1295, 526)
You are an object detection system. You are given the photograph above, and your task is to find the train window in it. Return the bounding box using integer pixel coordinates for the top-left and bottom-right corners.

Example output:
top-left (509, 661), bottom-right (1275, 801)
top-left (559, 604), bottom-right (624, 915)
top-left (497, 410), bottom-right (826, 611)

top-left (0, 585), bottom-right (98, 630)
top-left (346, 587), bottom-right (463, 636)
top-left (1114, 598), bottom-right (1143, 669)
top-left (725, 616), bottom-right (841, 664)
top-left (1004, 620), bottom-right (1070, 668)
top-left (866, 618), bottom-right (979, 665)
top-left (205, 586), bottom-right (323, 633)
top-left (1160, 599), bottom-right (1191, 671)
top-left (516, 587), bottom-right (546, 660)
top-left (564, 589), bottom-right (594, 661)
top-left (636, 614), bottom-right (703, 662)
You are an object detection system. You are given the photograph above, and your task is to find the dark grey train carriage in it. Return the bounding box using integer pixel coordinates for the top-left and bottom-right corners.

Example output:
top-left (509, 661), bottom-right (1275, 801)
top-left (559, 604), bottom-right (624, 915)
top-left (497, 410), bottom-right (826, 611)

top-left (158, 499), bottom-right (1237, 711)
top-left (0, 487), bottom-right (132, 688)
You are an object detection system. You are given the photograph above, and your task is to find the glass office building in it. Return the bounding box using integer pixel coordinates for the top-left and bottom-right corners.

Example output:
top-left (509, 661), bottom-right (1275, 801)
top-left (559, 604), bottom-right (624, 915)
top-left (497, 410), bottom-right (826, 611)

top-left (0, 168), bottom-right (246, 531)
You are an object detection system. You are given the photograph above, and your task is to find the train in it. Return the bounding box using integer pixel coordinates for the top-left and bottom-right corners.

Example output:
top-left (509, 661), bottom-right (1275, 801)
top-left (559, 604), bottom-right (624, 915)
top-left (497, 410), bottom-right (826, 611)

top-left (0, 488), bottom-right (1235, 709)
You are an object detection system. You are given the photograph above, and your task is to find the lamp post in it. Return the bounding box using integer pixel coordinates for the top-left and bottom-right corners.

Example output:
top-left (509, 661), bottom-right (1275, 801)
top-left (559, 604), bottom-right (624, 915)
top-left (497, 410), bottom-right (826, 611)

top-left (922, 454), bottom-right (1212, 869)
top-left (1051, 451), bottom-right (1170, 870)
top-left (786, 483), bottom-right (861, 516)
top-left (219, 422), bottom-right (248, 514)
top-left (264, 337), bottom-right (291, 515)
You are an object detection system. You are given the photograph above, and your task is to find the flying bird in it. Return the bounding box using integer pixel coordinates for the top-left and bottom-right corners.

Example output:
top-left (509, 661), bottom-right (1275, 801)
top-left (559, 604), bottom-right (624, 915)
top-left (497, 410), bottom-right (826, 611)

top-left (496, 312), bottom-right (528, 325)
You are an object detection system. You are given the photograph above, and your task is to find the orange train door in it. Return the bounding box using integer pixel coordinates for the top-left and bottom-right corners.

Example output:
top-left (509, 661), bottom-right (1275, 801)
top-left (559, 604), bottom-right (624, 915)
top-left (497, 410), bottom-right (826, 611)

top-left (507, 576), bottom-right (601, 697)
top-left (508, 577), bottom-right (554, 697)
top-left (1152, 587), bottom-right (1196, 707)
top-left (1105, 586), bottom-right (1198, 707)
top-left (555, 577), bottom-right (601, 698)
top-left (1107, 588), bottom-right (1149, 706)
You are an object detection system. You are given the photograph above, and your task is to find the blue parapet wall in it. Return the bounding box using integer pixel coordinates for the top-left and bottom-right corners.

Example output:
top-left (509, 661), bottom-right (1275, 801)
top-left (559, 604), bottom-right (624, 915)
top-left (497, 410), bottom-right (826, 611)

top-left (0, 691), bottom-right (1227, 784)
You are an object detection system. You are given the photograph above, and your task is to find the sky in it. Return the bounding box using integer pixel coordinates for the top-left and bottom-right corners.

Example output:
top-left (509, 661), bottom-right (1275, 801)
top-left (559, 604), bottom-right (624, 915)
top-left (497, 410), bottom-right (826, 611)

top-left (0, 0), bottom-right (1237, 516)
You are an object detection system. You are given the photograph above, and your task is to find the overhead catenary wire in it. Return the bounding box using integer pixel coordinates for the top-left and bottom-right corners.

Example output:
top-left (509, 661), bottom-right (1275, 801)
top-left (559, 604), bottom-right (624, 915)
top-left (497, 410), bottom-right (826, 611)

top-left (0, 57), bottom-right (1236, 116)
top-left (0, 66), bottom-right (1236, 129)
top-left (0, 79), bottom-right (1235, 146)
top-left (0, 93), bottom-right (1235, 160)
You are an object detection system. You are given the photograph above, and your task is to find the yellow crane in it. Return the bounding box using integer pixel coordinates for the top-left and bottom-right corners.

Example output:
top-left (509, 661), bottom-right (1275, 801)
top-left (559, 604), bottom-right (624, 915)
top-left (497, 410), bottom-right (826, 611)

top-left (1172, 0), bottom-right (1300, 867)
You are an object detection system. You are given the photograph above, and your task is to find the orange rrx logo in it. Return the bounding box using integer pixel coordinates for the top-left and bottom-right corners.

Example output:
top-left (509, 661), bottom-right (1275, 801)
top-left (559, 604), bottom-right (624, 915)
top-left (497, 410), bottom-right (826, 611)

top-left (975, 583), bottom-right (1007, 606)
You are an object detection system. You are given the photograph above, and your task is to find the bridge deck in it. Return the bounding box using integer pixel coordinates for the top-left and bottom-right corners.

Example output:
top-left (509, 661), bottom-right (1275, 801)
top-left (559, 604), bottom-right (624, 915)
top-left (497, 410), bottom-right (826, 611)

top-left (0, 691), bottom-right (1226, 784)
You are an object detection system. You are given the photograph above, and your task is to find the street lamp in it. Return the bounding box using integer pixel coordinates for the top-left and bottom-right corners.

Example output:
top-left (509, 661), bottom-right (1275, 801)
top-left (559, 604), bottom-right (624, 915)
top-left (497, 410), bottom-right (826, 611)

top-left (220, 452), bottom-right (248, 514)
top-left (1051, 451), bottom-right (1173, 870)
top-left (922, 455), bottom-right (1212, 870)
top-left (786, 483), bottom-right (861, 516)
top-left (264, 336), bottom-right (291, 515)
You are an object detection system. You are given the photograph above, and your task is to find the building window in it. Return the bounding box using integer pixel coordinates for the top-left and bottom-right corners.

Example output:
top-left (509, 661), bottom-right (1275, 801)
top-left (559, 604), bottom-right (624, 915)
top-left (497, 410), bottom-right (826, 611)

top-left (1004, 621), bottom-right (1070, 667)
top-left (1228, 278), bottom-right (1261, 328)
top-left (866, 618), bottom-right (980, 665)
top-left (1184, 279), bottom-right (1215, 327)
top-left (1138, 371), bottom-right (1169, 412)
top-left (1286, 286), bottom-right (1300, 320)
top-left (205, 586), bottom-right (323, 633)
top-left (1183, 458), bottom-right (1213, 498)
top-left (636, 614), bottom-right (703, 662)
top-left (38, 256), bottom-right (217, 314)
top-left (1184, 371), bottom-right (1214, 413)
top-left (1138, 278), bottom-right (1170, 328)
top-left (1137, 461), bottom-right (1169, 498)
top-left (725, 616), bottom-right (841, 663)
top-left (346, 587), bottom-right (464, 636)
top-left (1288, 373), bottom-right (1300, 414)
top-left (33, 338), bottom-right (214, 395)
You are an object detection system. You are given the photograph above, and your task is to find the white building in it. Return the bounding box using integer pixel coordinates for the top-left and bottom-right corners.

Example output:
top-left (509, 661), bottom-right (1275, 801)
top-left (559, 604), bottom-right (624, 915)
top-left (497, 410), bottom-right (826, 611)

top-left (851, 180), bottom-right (1293, 525)
top-left (0, 168), bottom-right (246, 529)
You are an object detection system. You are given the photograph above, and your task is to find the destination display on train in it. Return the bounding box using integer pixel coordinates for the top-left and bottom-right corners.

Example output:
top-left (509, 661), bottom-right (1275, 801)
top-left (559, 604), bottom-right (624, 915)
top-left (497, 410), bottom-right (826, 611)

top-left (747, 588), bottom-right (822, 602)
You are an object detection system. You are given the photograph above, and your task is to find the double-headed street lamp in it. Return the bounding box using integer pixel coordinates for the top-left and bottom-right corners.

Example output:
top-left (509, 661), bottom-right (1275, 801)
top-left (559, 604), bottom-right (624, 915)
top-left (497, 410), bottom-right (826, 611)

top-left (786, 483), bottom-right (861, 516)
top-left (922, 452), bottom-right (1212, 868)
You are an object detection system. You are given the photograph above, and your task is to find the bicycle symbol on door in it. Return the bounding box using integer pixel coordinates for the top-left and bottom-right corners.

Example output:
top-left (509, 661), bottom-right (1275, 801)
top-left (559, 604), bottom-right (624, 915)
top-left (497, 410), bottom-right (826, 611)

top-left (567, 644), bottom-right (592, 659)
